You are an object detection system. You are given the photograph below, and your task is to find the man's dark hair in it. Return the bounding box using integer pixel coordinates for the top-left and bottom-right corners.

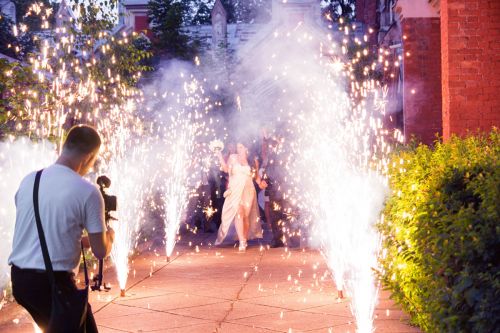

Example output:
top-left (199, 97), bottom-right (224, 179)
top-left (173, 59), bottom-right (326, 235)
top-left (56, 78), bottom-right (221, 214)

top-left (63, 125), bottom-right (101, 155)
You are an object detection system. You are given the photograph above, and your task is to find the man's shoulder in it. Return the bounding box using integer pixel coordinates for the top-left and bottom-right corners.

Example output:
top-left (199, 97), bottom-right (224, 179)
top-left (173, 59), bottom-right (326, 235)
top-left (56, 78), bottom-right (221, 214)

top-left (78, 178), bottom-right (100, 194)
top-left (44, 165), bottom-right (99, 195)
top-left (18, 170), bottom-right (37, 189)
top-left (74, 175), bottom-right (100, 196)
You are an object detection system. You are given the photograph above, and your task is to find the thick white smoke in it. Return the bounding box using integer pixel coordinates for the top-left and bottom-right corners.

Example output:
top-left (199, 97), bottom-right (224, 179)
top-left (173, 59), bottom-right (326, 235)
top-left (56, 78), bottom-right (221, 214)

top-left (140, 60), bottom-right (216, 257)
top-left (0, 138), bottom-right (57, 300)
top-left (227, 13), bottom-right (389, 333)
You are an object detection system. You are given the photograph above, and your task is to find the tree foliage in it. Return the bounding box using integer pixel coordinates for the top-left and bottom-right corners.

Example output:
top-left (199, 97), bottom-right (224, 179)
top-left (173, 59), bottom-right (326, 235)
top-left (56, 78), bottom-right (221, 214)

top-left (0, 0), bottom-right (56, 60)
top-left (231, 0), bottom-right (271, 23)
top-left (148, 0), bottom-right (194, 59)
top-left (55, 1), bottom-right (153, 104)
top-left (0, 12), bottom-right (35, 60)
top-left (14, 0), bottom-right (54, 32)
top-left (191, 2), bottom-right (212, 25)
top-left (0, 58), bottom-right (45, 138)
top-left (321, 0), bottom-right (355, 22)
top-left (70, 0), bottom-right (153, 88)
top-left (322, 0), bottom-right (380, 104)
top-left (0, 0), bottom-right (152, 138)
top-left (0, 14), bottom-right (17, 58)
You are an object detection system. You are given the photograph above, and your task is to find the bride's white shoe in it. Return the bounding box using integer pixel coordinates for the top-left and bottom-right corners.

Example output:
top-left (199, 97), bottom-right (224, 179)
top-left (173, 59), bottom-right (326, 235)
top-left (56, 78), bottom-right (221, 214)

top-left (238, 240), bottom-right (247, 252)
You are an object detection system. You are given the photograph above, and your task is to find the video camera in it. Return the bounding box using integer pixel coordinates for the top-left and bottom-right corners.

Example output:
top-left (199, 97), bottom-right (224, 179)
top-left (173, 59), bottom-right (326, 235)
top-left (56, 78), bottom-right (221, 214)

top-left (97, 175), bottom-right (117, 222)
top-left (91, 175), bottom-right (117, 292)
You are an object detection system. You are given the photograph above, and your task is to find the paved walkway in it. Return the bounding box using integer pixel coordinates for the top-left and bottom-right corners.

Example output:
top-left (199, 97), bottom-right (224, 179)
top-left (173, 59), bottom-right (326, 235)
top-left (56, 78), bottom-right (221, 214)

top-left (1, 231), bottom-right (421, 333)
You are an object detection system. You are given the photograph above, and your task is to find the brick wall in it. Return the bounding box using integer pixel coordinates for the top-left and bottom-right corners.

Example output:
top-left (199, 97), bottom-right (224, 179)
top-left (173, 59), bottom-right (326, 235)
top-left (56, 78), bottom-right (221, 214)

top-left (441, 0), bottom-right (500, 139)
top-left (402, 17), bottom-right (442, 144)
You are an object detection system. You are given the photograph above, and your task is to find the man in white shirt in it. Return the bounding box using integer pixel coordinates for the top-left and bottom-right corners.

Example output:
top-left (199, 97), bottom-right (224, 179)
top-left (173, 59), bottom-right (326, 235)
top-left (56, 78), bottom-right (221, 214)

top-left (9, 125), bottom-right (115, 333)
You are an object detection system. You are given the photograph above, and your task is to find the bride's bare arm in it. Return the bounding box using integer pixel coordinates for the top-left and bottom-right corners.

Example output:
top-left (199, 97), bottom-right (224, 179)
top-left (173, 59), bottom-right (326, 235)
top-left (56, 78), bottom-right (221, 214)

top-left (253, 157), bottom-right (267, 189)
top-left (253, 156), bottom-right (263, 185)
top-left (217, 151), bottom-right (230, 173)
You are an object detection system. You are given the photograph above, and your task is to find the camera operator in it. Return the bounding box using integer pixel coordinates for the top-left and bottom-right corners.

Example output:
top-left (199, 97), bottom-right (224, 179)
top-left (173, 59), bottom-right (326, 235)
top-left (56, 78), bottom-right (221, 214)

top-left (8, 125), bottom-right (115, 333)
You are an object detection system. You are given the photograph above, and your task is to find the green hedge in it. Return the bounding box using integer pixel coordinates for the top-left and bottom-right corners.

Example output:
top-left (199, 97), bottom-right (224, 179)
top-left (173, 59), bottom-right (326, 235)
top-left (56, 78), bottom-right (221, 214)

top-left (378, 130), bottom-right (500, 332)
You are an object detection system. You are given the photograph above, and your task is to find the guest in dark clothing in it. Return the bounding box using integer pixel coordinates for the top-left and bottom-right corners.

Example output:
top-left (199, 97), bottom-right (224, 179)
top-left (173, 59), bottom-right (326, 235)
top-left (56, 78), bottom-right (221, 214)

top-left (209, 142), bottom-right (235, 228)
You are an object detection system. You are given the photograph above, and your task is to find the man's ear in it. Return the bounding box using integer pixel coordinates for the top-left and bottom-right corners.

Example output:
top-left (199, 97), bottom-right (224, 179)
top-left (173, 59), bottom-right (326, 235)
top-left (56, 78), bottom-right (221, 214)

top-left (83, 152), bottom-right (93, 164)
top-left (83, 151), bottom-right (98, 168)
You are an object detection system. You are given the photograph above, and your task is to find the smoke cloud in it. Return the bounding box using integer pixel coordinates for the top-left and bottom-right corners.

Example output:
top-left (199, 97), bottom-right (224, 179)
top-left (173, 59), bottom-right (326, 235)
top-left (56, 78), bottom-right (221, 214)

top-left (210, 6), bottom-right (391, 332)
top-left (0, 138), bottom-right (57, 299)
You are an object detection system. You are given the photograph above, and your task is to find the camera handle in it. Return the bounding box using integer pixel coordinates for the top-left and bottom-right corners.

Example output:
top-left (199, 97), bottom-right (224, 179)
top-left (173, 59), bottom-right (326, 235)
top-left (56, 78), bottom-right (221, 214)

top-left (91, 216), bottom-right (116, 292)
top-left (91, 259), bottom-right (105, 291)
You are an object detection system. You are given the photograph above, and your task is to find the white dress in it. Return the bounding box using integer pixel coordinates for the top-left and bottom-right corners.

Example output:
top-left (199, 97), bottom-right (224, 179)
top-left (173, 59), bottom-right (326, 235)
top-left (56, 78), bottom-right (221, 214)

top-left (215, 155), bottom-right (263, 245)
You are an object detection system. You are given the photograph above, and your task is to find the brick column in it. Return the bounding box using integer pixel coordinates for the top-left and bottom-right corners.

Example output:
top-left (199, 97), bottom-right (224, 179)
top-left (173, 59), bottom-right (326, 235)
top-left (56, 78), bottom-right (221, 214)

top-left (441, 0), bottom-right (500, 139)
top-left (396, 1), bottom-right (442, 144)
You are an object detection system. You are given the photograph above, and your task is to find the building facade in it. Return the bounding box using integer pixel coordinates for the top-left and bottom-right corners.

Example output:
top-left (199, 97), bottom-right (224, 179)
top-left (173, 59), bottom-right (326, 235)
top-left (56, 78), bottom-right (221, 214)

top-left (120, 0), bottom-right (321, 67)
top-left (118, 0), bottom-right (500, 143)
top-left (121, 0), bottom-right (151, 37)
top-left (357, 0), bottom-right (500, 143)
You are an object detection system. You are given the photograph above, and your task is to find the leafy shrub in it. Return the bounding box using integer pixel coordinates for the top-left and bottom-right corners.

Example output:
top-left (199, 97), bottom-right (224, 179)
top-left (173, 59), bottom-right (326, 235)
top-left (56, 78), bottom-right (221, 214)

top-left (378, 130), bottom-right (500, 332)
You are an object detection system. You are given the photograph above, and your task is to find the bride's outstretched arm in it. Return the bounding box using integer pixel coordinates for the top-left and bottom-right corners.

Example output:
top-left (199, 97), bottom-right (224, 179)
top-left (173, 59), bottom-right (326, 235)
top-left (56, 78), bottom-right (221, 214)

top-left (217, 151), bottom-right (229, 173)
top-left (253, 156), bottom-right (263, 185)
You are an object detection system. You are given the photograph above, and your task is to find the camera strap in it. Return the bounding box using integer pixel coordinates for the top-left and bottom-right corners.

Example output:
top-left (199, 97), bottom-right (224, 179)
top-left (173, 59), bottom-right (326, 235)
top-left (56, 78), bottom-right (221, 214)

top-left (33, 169), bottom-right (89, 287)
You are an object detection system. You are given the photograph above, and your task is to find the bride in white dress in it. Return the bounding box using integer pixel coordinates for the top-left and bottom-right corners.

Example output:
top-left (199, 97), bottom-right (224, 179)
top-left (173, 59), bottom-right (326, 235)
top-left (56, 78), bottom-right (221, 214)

top-left (215, 142), bottom-right (263, 251)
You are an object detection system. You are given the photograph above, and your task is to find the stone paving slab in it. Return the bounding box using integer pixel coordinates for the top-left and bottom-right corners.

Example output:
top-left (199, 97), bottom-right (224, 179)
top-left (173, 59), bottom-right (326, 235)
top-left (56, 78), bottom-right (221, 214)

top-left (0, 231), bottom-right (421, 333)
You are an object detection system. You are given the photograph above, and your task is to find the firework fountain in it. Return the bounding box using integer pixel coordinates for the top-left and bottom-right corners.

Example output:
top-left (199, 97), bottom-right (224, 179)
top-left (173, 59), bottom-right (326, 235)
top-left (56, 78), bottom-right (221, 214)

top-left (162, 126), bottom-right (195, 260)
top-left (99, 118), bottom-right (156, 295)
top-left (235, 19), bottom-right (395, 331)
top-left (142, 64), bottom-right (215, 260)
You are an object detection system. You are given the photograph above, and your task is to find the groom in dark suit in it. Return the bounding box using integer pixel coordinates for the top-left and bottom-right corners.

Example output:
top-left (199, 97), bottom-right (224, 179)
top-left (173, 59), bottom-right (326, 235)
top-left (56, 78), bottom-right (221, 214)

top-left (208, 162), bottom-right (225, 228)
top-left (259, 137), bottom-right (286, 248)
